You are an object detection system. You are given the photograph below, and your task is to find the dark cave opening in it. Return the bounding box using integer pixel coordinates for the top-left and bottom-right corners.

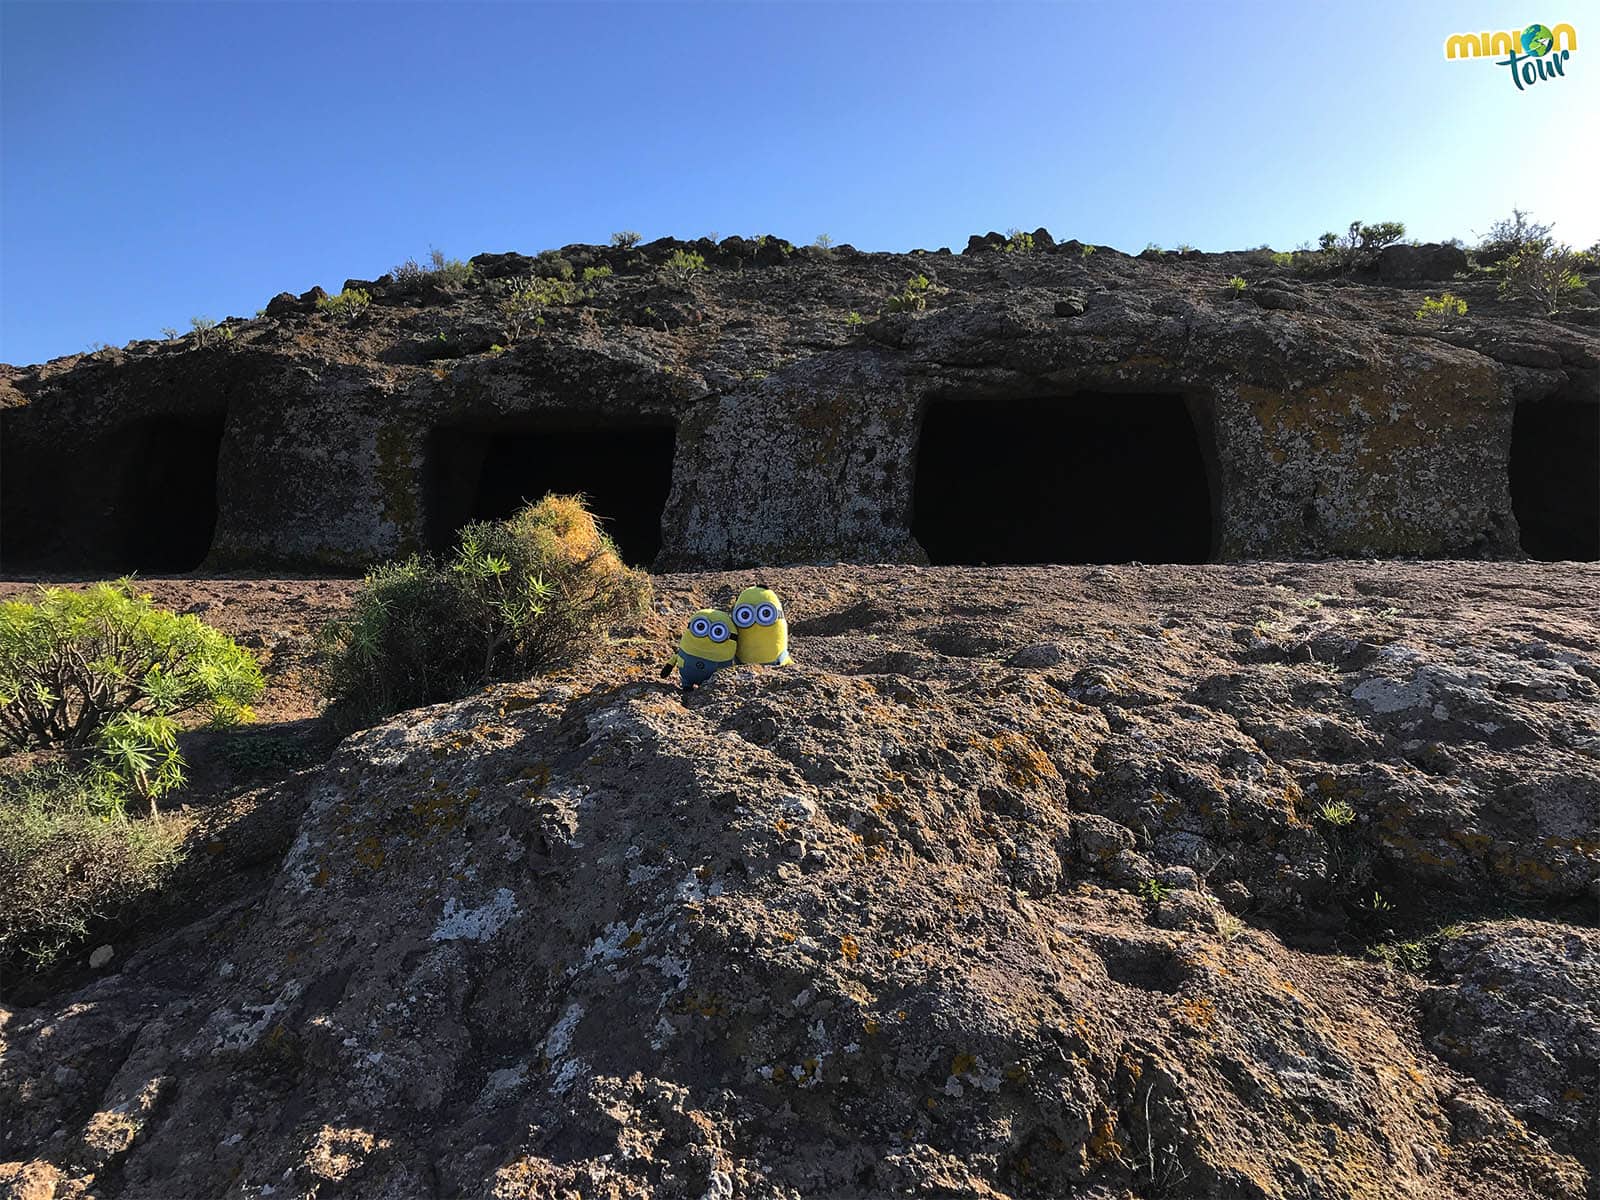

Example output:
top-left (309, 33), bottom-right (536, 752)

top-left (912, 393), bottom-right (1215, 565)
top-left (427, 420), bottom-right (677, 566)
top-left (1, 413), bottom-right (225, 573)
top-left (119, 415), bottom-right (227, 572)
top-left (1510, 398), bottom-right (1599, 561)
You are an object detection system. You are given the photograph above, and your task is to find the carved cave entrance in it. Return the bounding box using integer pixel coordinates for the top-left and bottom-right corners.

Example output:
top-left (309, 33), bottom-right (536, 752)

top-left (427, 419), bottom-right (676, 566)
top-left (1, 413), bottom-right (225, 573)
top-left (1510, 397), bottom-right (1599, 560)
top-left (912, 393), bottom-right (1215, 564)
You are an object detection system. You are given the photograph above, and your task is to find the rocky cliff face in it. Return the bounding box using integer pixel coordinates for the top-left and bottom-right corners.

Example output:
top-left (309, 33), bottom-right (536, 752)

top-left (3, 562), bottom-right (1596, 1199)
top-left (2, 235), bottom-right (1596, 573)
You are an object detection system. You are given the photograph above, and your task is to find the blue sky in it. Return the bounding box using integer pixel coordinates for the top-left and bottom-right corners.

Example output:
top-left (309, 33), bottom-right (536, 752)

top-left (2, 0), bottom-right (1596, 365)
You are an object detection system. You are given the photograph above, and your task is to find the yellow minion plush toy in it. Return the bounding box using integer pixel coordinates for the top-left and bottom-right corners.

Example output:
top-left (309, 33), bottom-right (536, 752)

top-left (661, 609), bottom-right (737, 690)
top-left (731, 586), bottom-right (791, 666)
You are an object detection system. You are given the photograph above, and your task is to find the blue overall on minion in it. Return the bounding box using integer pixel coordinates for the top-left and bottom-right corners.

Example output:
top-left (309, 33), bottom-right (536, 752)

top-left (662, 609), bottom-right (737, 690)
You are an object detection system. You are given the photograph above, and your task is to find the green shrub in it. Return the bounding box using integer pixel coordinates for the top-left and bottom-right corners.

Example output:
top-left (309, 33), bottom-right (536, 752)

top-left (534, 252), bottom-right (575, 281)
top-left (1498, 245), bottom-right (1588, 313)
top-left (189, 315), bottom-right (216, 346)
top-left (610, 230), bottom-right (642, 249)
top-left (0, 582), bottom-right (264, 751)
top-left (319, 495), bottom-right (651, 727)
top-left (814, 233), bottom-right (834, 250)
top-left (844, 310), bottom-right (864, 326)
top-left (1415, 292), bottom-right (1468, 322)
top-left (885, 274), bottom-right (936, 313)
top-left (581, 264), bottom-right (614, 282)
top-left (662, 249), bottom-right (707, 284)
top-left (317, 287), bottom-right (371, 322)
top-left (1226, 275), bottom-right (1248, 294)
top-left (1269, 251), bottom-right (1295, 269)
top-left (0, 760), bottom-right (186, 971)
top-left (161, 326), bottom-right (179, 341)
top-left (1004, 228), bottom-right (1035, 253)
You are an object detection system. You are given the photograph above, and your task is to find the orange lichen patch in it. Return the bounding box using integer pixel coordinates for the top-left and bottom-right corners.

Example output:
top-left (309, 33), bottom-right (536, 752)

top-left (839, 935), bottom-right (861, 962)
top-left (1086, 1109), bottom-right (1122, 1163)
top-left (864, 1018), bottom-right (881, 1036)
top-left (1178, 996), bottom-right (1217, 1031)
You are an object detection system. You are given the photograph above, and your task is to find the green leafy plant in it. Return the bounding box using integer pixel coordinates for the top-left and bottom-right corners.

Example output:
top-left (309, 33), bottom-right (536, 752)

top-left (1136, 878), bottom-right (1171, 903)
top-left (0, 582), bottom-right (264, 751)
top-left (885, 274), bottom-right (937, 313)
top-left (662, 249), bottom-right (707, 284)
top-left (814, 233), bottom-right (834, 250)
top-left (1080, 244), bottom-right (1097, 257)
top-left (319, 495), bottom-right (651, 728)
top-left (581, 264), bottom-right (614, 282)
top-left (1315, 800), bottom-right (1357, 827)
top-left (0, 760), bottom-right (186, 971)
top-left (1226, 275), bottom-right (1248, 294)
top-left (844, 310), bottom-right (863, 326)
top-left (1141, 242), bottom-right (1164, 256)
top-left (1415, 292), bottom-right (1468, 323)
top-left (610, 230), bottom-right (642, 249)
top-left (1176, 242), bottom-right (1196, 254)
top-left (1269, 251), bottom-right (1295, 269)
top-left (94, 710), bottom-right (184, 811)
top-left (317, 287), bottom-right (371, 322)
top-left (189, 315), bottom-right (216, 346)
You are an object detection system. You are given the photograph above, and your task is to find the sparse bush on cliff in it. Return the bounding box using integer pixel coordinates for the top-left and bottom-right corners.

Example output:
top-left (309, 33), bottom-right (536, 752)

top-left (885, 274), bottom-right (938, 313)
top-left (496, 276), bottom-right (582, 339)
top-left (0, 760), bottom-right (186, 972)
top-left (582, 264), bottom-right (613, 282)
top-left (319, 495), bottom-right (651, 727)
top-left (1498, 244), bottom-right (1588, 313)
top-left (1003, 229), bottom-right (1035, 253)
top-left (610, 230), bottom-right (642, 249)
top-left (189, 315), bottom-right (216, 345)
top-left (0, 582), bottom-right (264, 752)
top-left (1225, 275), bottom-right (1247, 296)
top-left (317, 287), bottom-right (371, 322)
top-left (392, 247), bottom-right (475, 293)
top-left (1476, 208), bottom-right (1554, 263)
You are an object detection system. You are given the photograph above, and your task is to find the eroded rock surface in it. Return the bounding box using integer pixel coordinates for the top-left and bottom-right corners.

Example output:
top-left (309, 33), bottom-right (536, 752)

top-left (2, 562), bottom-right (1596, 1198)
top-left (2, 237), bottom-right (1596, 572)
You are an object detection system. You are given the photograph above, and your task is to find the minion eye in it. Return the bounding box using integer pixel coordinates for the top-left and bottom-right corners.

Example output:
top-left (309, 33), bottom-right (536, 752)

top-left (757, 604), bottom-right (776, 624)
top-left (710, 623), bottom-right (729, 642)
top-left (691, 618), bottom-right (709, 637)
top-left (733, 605), bottom-right (756, 627)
